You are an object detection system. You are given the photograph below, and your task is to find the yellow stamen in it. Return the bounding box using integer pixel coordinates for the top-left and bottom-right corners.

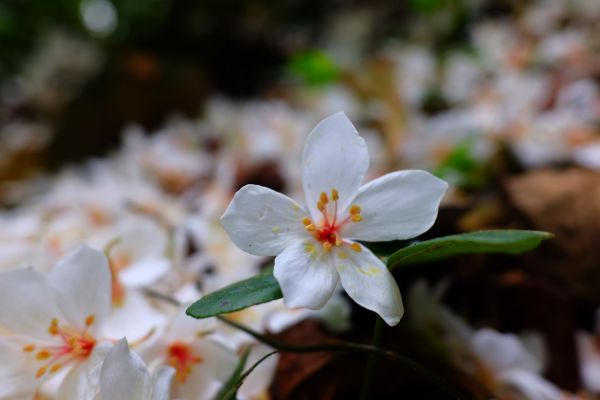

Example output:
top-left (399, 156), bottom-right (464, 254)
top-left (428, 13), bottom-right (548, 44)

top-left (335, 235), bottom-right (342, 246)
top-left (48, 319), bottom-right (59, 335)
top-left (22, 344), bottom-right (36, 352)
top-left (36, 350), bottom-right (51, 360)
top-left (302, 217), bottom-right (312, 226)
top-left (322, 242), bottom-right (332, 252)
top-left (351, 214), bottom-right (363, 223)
top-left (85, 315), bottom-right (95, 327)
top-left (349, 205), bottom-right (361, 215)
top-left (331, 189), bottom-right (339, 201)
top-left (50, 364), bottom-right (62, 373)
top-left (350, 243), bottom-right (362, 252)
top-left (317, 201), bottom-right (326, 212)
top-left (36, 367), bottom-right (47, 378)
top-left (305, 224), bottom-right (316, 232)
top-left (320, 192), bottom-right (329, 204)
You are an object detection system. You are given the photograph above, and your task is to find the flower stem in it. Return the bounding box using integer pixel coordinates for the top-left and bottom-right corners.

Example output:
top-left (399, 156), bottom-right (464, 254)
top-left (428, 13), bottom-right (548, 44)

top-left (217, 316), bottom-right (467, 400)
top-left (359, 315), bottom-right (385, 400)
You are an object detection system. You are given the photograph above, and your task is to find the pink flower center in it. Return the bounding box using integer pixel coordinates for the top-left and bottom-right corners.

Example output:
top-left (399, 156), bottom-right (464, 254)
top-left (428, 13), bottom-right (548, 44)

top-left (23, 315), bottom-right (97, 378)
top-left (167, 341), bottom-right (203, 383)
top-left (302, 189), bottom-right (363, 253)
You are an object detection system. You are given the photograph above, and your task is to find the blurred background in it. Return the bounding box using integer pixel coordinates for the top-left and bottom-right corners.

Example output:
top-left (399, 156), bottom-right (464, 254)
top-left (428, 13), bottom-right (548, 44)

top-left (1, 0), bottom-right (600, 398)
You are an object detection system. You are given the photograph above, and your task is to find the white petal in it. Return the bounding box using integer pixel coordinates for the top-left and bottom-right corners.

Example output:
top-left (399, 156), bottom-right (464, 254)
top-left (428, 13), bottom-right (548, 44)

top-left (335, 244), bottom-right (403, 326)
top-left (302, 112), bottom-right (369, 219)
top-left (99, 339), bottom-right (152, 400)
top-left (172, 340), bottom-right (237, 399)
top-left (577, 332), bottom-right (600, 392)
top-left (194, 339), bottom-right (238, 382)
top-left (0, 337), bottom-right (40, 398)
top-left (101, 289), bottom-right (167, 342)
top-left (50, 246), bottom-right (111, 331)
top-left (119, 258), bottom-right (171, 287)
top-left (0, 268), bottom-right (62, 339)
top-left (499, 369), bottom-right (563, 400)
top-left (57, 342), bottom-right (112, 400)
top-left (151, 366), bottom-right (175, 400)
top-left (239, 344), bottom-right (279, 399)
top-left (343, 170), bottom-right (448, 241)
top-left (472, 329), bottom-right (540, 372)
top-left (274, 240), bottom-right (338, 310)
top-left (221, 185), bottom-right (308, 256)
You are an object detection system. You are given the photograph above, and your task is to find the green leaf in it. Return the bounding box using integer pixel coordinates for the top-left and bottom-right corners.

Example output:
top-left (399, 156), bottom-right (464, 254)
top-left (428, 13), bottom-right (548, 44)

top-left (287, 50), bottom-right (340, 86)
top-left (214, 347), bottom-right (251, 400)
top-left (216, 350), bottom-right (280, 400)
top-left (186, 273), bottom-right (282, 319)
top-left (387, 230), bottom-right (552, 270)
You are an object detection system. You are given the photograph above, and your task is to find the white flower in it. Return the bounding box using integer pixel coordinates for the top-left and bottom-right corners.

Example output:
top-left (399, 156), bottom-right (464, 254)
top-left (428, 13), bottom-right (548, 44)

top-left (98, 338), bottom-right (174, 400)
top-left (139, 308), bottom-right (238, 400)
top-left (0, 246), bottom-right (112, 399)
top-left (221, 112), bottom-right (448, 326)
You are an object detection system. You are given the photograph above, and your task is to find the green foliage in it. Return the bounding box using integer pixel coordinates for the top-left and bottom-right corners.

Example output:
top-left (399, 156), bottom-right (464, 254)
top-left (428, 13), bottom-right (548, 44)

top-left (287, 50), bottom-right (340, 86)
top-left (434, 138), bottom-right (489, 189)
top-left (387, 230), bottom-right (552, 270)
top-left (214, 347), bottom-right (251, 400)
top-left (186, 272), bottom-right (282, 319)
top-left (186, 230), bottom-right (552, 319)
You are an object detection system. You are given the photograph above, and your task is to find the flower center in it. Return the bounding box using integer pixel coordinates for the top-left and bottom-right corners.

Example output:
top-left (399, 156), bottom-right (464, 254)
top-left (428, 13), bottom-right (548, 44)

top-left (302, 189), bottom-right (363, 253)
top-left (23, 315), bottom-right (97, 379)
top-left (167, 341), bottom-right (203, 383)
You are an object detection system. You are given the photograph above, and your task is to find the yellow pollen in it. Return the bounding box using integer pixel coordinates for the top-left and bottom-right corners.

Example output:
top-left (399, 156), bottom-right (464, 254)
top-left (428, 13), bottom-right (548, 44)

top-left (85, 315), bottom-right (95, 327)
top-left (50, 364), bottom-right (62, 373)
top-left (335, 236), bottom-right (342, 246)
top-left (317, 201), bottom-right (326, 212)
top-left (350, 243), bottom-right (362, 252)
top-left (305, 224), bottom-right (316, 232)
top-left (36, 367), bottom-right (47, 378)
top-left (302, 217), bottom-right (312, 226)
top-left (305, 243), bottom-right (316, 254)
top-left (351, 214), bottom-right (363, 223)
top-left (22, 344), bottom-right (36, 352)
top-left (349, 205), bottom-right (361, 215)
top-left (36, 350), bottom-right (51, 360)
top-left (331, 189), bottom-right (339, 201)
top-left (322, 242), bottom-right (332, 252)
top-left (320, 192), bottom-right (329, 204)
top-left (48, 319), bottom-right (59, 335)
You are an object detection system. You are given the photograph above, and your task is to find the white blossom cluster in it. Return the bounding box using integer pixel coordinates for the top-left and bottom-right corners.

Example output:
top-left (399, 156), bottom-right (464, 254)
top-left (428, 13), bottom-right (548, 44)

top-left (0, 107), bottom-right (354, 399)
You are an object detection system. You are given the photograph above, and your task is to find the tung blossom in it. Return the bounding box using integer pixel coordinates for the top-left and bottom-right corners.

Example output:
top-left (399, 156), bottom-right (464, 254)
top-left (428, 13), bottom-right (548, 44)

top-left (221, 112), bottom-right (447, 326)
top-left (0, 246), bottom-right (112, 399)
top-left (98, 338), bottom-right (174, 400)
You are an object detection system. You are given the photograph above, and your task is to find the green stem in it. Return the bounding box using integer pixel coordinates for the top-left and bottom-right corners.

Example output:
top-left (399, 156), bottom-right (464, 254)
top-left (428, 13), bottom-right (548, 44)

top-left (359, 316), bottom-right (385, 400)
top-left (217, 317), bottom-right (466, 400)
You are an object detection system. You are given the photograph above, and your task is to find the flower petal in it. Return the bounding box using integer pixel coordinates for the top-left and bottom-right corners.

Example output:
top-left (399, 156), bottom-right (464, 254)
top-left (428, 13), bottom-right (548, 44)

top-left (151, 366), bottom-right (176, 400)
top-left (302, 112), bottom-right (369, 219)
top-left (343, 170), bottom-right (448, 241)
top-left (0, 337), bottom-right (40, 398)
top-left (119, 257), bottom-right (171, 287)
top-left (239, 344), bottom-right (279, 399)
top-left (0, 268), bottom-right (62, 339)
top-left (274, 240), bottom-right (338, 310)
top-left (101, 289), bottom-right (167, 342)
top-left (335, 244), bottom-right (403, 326)
top-left (221, 184), bottom-right (308, 256)
top-left (99, 339), bottom-right (153, 400)
top-left (172, 340), bottom-right (237, 400)
top-left (50, 246), bottom-right (111, 331)
top-left (57, 341), bottom-right (112, 400)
